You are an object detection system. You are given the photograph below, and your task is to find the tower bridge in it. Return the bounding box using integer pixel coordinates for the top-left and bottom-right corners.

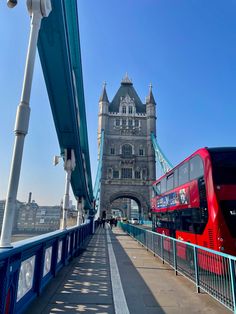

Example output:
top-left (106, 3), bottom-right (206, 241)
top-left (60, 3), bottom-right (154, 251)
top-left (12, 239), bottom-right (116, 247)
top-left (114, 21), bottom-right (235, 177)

top-left (97, 75), bottom-right (156, 220)
top-left (0, 1), bottom-right (233, 314)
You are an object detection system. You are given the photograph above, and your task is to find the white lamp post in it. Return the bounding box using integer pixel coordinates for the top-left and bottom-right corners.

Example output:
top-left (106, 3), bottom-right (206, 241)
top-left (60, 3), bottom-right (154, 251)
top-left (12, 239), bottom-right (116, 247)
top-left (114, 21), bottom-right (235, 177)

top-left (61, 149), bottom-right (76, 230)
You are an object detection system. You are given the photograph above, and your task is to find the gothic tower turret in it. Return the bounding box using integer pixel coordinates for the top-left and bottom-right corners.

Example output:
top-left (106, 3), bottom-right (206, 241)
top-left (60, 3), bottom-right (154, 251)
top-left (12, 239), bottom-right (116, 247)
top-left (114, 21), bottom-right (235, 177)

top-left (98, 83), bottom-right (109, 151)
top-left (146, 84), bottom-right (156, 136)
top-left (145, 84), bottom-right (157, 188)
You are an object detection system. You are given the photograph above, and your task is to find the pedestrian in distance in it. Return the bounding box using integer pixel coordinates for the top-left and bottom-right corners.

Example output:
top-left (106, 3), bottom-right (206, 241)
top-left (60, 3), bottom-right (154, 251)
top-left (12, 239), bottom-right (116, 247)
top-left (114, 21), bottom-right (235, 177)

top-left (97, 217), bottom-right (102, 227)
top-left (102, 218), bottom-right (106, 228)
top-left (110, 217), bottom-right (115, 230)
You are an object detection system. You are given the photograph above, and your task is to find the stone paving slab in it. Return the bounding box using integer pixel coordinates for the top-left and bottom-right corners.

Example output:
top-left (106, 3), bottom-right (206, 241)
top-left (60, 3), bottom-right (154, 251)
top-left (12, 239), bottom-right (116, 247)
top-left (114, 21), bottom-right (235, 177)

top-left (43, 303), bottom-right (114, 313)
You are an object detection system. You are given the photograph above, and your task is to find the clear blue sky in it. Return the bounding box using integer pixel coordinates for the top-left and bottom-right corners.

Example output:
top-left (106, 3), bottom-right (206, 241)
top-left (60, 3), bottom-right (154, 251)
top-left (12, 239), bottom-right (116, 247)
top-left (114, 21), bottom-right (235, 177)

top-left (0, 1), bottom-right (236, 205)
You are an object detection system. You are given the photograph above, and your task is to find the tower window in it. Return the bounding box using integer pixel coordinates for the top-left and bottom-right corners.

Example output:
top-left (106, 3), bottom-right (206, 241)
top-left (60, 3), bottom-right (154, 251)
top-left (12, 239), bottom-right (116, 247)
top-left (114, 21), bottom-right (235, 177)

top-left (128, 106), bottom-right (133, 114)
top-left (122, 106), bottom-right (126, 114)
top-left (121, 168), bottom-right (132, 179)
top-left (122, 119), bottom-right (126, 126)
top-left (115, 119), bottom-right (120, 126)
top-left (135, 171), bottom-right (141, 179)
top-left (139, 148), bottom-right (144, 156)
top-left (107, 168), bottom-right (112, 179)
top-left (122, 144), bottom-right (132, 156)
top-left (113, 170), bottom-right (119, 179)
top-left (135, 120), bottom-right (139, 127)
top-left (128, 119), bottom-right (133, 127)
top-left (110, 147), bottom-right (115, 155)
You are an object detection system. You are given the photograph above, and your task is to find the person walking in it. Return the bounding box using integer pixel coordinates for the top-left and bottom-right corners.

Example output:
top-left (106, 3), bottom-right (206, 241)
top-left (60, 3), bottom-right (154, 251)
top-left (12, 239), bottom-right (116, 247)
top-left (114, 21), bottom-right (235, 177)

top-left (110, 217), bottom-right (114, 230)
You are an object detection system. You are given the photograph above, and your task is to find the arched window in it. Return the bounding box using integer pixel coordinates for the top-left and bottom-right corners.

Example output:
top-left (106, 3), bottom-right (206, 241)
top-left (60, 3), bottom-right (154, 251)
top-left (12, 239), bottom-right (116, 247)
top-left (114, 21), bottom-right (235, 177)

top-left (122, 144), bottom-right (132, 157)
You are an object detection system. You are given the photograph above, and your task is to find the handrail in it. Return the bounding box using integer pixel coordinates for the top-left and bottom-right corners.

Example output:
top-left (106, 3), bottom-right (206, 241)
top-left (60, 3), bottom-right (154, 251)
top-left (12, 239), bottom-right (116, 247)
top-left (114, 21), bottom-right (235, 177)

top-left (120, 222), bottom-right (236, 313)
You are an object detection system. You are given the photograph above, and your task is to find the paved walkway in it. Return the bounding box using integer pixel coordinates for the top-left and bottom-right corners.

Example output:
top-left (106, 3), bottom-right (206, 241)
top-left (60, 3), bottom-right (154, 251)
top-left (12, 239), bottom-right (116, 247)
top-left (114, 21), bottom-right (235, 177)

top-left (26, 225), bottom-right (230, 314)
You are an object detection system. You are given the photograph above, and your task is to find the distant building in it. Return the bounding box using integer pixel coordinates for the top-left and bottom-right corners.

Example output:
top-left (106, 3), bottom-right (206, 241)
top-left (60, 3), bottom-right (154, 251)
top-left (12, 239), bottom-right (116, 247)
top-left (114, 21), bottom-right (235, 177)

top-left (35, 206), bottom-right (61, 232)
top-left (0, 193), bottom-right (77, 235)
top-left (17, 200), bottom-right (39, 233)
top-left (0, 200), bottom-right (22, 233)
top-left (0, 200), bottom-right (5, 230)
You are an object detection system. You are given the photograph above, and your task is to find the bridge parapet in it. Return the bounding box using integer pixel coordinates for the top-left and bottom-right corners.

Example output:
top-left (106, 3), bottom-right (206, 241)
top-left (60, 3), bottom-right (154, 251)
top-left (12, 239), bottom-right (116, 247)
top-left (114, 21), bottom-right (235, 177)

top-left (0, 222), bottom-right (92, 314)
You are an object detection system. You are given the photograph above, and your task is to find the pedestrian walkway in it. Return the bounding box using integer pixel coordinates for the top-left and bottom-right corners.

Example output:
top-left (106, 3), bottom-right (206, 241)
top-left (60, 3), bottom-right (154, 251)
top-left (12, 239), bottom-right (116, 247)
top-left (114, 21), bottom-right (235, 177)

top-left (26, 225), bottom-right (230, 314)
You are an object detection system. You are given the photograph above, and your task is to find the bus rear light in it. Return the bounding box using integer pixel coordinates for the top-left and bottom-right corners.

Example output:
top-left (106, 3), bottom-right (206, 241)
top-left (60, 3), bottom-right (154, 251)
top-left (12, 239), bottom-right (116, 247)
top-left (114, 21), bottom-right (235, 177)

top-left (218, 237), bottom-right (224, 242)
top-left (219, 246), bottom-right (224, 251)
top-left (216, 185), bottom-right (221, 190)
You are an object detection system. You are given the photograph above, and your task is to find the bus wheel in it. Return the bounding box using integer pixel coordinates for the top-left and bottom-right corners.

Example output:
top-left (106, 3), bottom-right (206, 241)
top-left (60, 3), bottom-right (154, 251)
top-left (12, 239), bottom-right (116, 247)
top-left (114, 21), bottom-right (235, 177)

top-left (186, 247), bottom-right (194, 269)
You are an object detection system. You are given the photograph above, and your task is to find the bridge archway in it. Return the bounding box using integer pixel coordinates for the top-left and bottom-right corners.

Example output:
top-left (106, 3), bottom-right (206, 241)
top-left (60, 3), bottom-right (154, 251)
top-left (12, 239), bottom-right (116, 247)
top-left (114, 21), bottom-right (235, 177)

top-left (106, 191), bottom-right (149, 219)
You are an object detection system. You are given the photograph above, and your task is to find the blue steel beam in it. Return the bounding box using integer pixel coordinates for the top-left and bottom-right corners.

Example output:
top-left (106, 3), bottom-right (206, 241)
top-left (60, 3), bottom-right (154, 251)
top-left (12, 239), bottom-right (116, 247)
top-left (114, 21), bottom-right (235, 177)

top-left (93, 130), bottom-right (104, 205)
top-left (37, 0), bottom-right (93, 210)
top-left (151, 132), bottom-right (173, 174)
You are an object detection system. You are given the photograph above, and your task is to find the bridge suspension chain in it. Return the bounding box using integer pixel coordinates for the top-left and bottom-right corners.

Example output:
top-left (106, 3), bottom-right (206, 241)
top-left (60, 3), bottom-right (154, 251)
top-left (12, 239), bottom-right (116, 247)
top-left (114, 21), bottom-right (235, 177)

top-left (93, 129), bottom-right (104, 212)
top-left (151, 132), bottom-right (173, 174)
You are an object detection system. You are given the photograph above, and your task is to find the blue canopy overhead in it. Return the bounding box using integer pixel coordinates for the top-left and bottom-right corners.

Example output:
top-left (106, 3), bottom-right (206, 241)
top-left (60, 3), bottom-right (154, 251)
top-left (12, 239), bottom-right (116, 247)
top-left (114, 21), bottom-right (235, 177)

top-left (37, 0), bottom-right (94, 210)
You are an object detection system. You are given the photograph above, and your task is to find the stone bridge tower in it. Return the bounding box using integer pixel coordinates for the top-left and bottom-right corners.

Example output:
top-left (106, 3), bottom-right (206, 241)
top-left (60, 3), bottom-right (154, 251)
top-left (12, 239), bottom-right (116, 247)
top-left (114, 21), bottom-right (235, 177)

top-left (97, 75), bottom-right (156, 219)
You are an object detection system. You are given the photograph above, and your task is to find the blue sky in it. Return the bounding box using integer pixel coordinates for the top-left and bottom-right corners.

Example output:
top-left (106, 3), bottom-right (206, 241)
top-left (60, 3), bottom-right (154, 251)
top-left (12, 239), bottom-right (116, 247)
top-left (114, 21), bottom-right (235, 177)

top-left (1, 0), bottom-right (236, 205)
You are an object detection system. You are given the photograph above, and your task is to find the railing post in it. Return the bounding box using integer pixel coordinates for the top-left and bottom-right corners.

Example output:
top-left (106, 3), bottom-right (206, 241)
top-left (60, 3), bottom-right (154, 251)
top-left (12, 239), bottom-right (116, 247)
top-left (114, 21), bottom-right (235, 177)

top-left (229, 259), bottom-right (236, 313)
top-left (193, 247), bottom-right (200, 293)
top-left (173, 240), bottom-right (177, 275)
top-left (161, 236), bottom-right (164, 264)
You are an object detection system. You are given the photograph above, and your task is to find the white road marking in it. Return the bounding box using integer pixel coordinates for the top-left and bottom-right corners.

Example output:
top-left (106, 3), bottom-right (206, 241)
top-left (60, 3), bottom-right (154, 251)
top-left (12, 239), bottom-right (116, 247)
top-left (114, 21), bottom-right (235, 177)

top-left (106, 228), bottom-right (130, 314)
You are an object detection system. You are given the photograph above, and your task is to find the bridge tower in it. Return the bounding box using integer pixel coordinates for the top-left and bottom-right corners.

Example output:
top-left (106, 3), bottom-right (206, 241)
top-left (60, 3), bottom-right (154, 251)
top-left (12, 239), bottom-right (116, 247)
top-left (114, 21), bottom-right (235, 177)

top-left (97, 75), bottom-right (156, 219)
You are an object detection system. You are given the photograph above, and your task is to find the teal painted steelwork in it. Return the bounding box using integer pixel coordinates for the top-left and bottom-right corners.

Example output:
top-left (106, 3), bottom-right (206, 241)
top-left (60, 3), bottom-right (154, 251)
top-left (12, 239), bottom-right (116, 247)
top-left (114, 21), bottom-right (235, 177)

top-left (93, 130), bottom-right (104, 210)
top-left (37, 0), bottom-right (93, 210)
top-left (151, 132), bottom-right (173, 174)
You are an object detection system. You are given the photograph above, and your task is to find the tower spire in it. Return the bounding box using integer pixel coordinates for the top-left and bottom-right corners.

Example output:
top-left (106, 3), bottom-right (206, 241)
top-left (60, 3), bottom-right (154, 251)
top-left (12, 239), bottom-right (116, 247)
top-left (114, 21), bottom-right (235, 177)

top-left (121, 72), bottom-right (132, 85)
top-left (99, 81), bottom-right (109, 102)
top-left (146, 83), bottom-right (156, 104)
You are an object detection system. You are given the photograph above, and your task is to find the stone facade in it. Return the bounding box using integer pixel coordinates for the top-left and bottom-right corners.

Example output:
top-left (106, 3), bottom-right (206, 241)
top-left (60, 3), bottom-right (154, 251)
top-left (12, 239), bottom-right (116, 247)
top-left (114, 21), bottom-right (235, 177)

top-left (98, 75), bottom-right (156, 219)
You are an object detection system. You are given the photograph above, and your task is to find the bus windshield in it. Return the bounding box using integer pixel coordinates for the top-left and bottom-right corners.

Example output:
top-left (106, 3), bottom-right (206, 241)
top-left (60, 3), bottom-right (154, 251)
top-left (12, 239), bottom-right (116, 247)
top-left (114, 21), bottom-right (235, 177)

top-left (209, 149), bottom-right (236, 185)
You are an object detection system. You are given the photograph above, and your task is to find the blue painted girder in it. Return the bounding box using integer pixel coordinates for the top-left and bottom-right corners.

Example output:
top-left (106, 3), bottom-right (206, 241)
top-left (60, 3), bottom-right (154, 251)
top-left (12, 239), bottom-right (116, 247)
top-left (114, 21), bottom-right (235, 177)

top-left (37, 0), bottom-right (93, 210)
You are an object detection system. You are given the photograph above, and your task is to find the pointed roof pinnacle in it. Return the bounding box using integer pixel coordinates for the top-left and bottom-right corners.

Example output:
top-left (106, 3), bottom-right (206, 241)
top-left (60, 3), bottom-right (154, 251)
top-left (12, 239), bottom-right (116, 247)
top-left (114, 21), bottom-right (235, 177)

top-left (121, 72), bottom-right (133, 85)
top-left (99, 81), bottom-right (109, 102)
top-left (146, 82), bottom-right (156, 104)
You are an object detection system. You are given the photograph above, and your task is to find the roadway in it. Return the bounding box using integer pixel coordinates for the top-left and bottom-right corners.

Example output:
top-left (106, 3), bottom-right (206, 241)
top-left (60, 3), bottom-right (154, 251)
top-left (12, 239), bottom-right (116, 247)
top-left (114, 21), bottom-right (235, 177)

top-left (25, 225), bottom-right (229, 314)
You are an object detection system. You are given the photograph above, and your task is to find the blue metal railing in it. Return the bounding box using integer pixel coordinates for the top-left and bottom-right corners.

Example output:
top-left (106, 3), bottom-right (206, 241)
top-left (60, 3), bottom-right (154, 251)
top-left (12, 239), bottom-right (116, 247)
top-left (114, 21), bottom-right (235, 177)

top-left (119, 222), bottom-right (236, 313)
top-left (0, 222), bottom-right (92, 314)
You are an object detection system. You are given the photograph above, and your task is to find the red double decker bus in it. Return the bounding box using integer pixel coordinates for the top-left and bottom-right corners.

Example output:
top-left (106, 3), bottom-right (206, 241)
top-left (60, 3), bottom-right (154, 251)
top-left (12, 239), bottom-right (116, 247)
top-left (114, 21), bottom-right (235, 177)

top-left (151, 147), bottom-right (236, 258)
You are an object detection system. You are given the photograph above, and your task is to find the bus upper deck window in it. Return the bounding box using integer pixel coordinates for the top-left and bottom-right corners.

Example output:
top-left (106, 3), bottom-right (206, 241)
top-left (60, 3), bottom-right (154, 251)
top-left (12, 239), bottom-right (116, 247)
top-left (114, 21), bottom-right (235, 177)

top-left (167, 173), bottom-right (174, 191)
top-left (155, 182), bottom-right (161, 195)
top-left (190, 155), bottom-right (204, 180)
top-left (161, 178), bottom-right (166, 193)
top-left (174, 169), bottom-right (178, 187)
top-left (179, 162), bottom-right (189, 185)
